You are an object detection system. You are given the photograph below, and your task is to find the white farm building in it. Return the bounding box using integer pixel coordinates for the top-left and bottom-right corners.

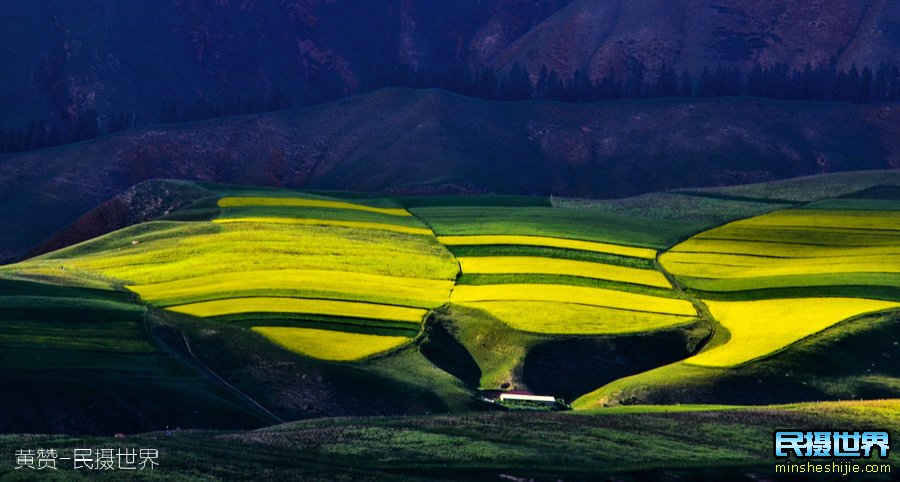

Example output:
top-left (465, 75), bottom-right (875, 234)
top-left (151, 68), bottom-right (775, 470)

top-left (498, 393), bottom-right (557, 405)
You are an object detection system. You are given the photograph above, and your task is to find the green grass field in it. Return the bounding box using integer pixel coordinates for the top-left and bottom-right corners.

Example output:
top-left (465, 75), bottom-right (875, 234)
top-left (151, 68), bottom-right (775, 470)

top-left (168, 297), bottom-right (427, 323)
top-left (4, 173), bottom-right (900, 465)
top-left (1, 399), bottom-right (897, 480)
top-left (438, 234), bottom-right (658, 258)
top-left (414, 206), bottom-right (706, 248)
top-left (0, 277), bottom-right (272, 433)
top-left (457, 256), bottom-right (671, 287)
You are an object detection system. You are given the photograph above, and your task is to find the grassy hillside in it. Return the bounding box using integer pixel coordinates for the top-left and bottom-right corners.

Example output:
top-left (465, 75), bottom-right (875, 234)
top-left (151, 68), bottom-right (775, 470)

top-left (0, 277), bottom-right (272, 434)
top-left (1, 400), bottom-right (897, 480)
top-left (575, 184), bottom-right (900, 408)
top-left (3, 172), bottom-right (900, 440)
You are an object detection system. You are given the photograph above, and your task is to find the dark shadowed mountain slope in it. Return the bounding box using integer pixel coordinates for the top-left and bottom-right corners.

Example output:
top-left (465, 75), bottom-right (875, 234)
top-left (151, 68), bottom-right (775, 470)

top-left (494, 0), bottom-right (900, 80)
top-left (0, 0), bottom-right (573, 129)
top-left (3, 0), bottom-right (899, 134)
top-left (1, 88), bottom-right (898, 261)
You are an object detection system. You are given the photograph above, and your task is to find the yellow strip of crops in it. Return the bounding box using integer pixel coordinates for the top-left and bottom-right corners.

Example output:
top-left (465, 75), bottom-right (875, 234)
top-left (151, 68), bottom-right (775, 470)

top-left (219, 196), bottom-right (412, 217)
top-left (457, 256), bottom-right (671, 288)
top-left (686, 298), bottom-right (900, 367)
top-left (128, 269), bottom-right (454, 307)
top-left (737, 210), bottom-right (900, 231)
top-left (672, 239), bottom-right (900, 258)
top-left (437, 235), bottom-right (657, 259)
top-left (661, 252), bottom-right (900, 278)
top-left (450, 284), bottom-right (696, 316)
top-left (465, 301), bottom-right (695, 334)
top-left (214, 217), bottom-right (433, 236)
top-left (167, 297), bottom-right (427, 323)
top-left (253, 326), bottom-right (410, 361)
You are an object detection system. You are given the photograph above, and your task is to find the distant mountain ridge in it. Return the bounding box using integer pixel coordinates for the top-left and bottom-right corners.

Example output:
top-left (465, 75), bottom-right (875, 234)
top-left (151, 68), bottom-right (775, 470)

top-left (1, 88), bottom-right (898, 262)
top-left (496, 0), bottom-right (900, 80)
top-left (2, 0), bottom-right (899, 140)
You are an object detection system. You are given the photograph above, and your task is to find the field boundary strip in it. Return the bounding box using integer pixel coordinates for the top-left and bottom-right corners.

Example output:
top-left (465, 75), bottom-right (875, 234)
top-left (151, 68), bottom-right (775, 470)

top-left (450, 284), bottom-right (696, 316)
top-left (218, 196), bottom-right (412, 217)
top-left (126, 269), bottom-right (454, 308)
top-left (252, 326), bottom-right (412, 361)
top-left (166, 297), bottom-right (427, 324)
top-left (437, 235), bottom-right (657, 259)
top-left (456, 256), bottom-right (672, 288)
top-left (214, 217), bottom-right (433, 236)
top-left (460, 300), bottom-right (697, 335)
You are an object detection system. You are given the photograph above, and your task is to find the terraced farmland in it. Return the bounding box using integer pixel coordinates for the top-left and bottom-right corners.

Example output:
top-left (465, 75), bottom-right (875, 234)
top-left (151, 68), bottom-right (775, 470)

top-left (5, 174), bottom-right (900, 478)
top-left (457, 257), bottom-right (671, 287)
top-left (659, 207), bottom-right (900, 367)
top-left (661, 209), bottom-right (900, 298)
top-left (688, 298), bottom-right (900, 367)
top-left (439, 235), bottom-right (658, 259)
top-left (7, 176), bottom-right (900, 422)
top-left (23, 194), bottom-right (458, 361)
top-left (168, 297), bottom-right (427, 324)
top-left (572, 186), bottom-right (900, 409)
top-left (413, 205), bottom-right (699, 336)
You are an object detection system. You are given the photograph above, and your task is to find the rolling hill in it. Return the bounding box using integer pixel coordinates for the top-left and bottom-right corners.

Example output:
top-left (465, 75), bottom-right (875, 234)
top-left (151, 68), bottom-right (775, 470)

top-left (3, 171), bottom-right (900, 439)
top-left (2, 88), bottom-right (899, 262)
top-left (2, 400), bottom-right (898, 480)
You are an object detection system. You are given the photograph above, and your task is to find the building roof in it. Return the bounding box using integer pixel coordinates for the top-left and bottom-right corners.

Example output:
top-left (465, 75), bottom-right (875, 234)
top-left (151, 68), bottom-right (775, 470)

top-left (498, 393), bottom-right (557, 403)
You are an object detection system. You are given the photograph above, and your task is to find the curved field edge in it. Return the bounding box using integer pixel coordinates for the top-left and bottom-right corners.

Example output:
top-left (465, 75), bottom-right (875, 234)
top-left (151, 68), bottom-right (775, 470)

top-left (571, 309), bottom-right (900, 409)
top-left (438, 235), bottom-right (657, 259)
top-left (687, 298), bottom-right (900, 367)
top-left (127, 269), bottom-right (454, 309)
top-left (457, 301), bottom-right (697, 335)
top-left (218, 196), bottom-right (413, 217)
top-left (166, 297), bottom-right (428, 324)
top-left (252, 326), bottom-right (413, 361)
top-left (456, 256), bottom-right (672, 288)
top-left (450, 284), bottom-right (696, 316)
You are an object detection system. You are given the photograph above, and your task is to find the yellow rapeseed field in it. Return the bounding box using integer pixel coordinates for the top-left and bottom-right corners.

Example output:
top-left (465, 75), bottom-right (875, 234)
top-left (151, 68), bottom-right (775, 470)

top-left (457, 256), bottom-right (671, 288)
top-left (65, 222), bottom-right (457, 283)
top-left (128, 269), bottom-right (453, 308)
top-left (451, 284), bottom-right (696, 316)
top-left (252, 326), bottom-right (410, 361)
top-left (167, 297), bottom-right (427, 323)
top-left (743, 210), bottom-right (900, 231)
top-left (437, 235), bottom-right (657, 259)
top-left (661, 252), bottom-right (900, 278)
top-left (671, 239), bottom-right (900, 258)
top-left (218, 196), bottom-right (412, 217)
top-left (215, 217), bottom-right (433, 236)
top-left (661, 209), bottom-right (900, 282)
top-left (686, 298), bottom-right (900, 367)
top-left (465, 301), bottom-right (695, 334)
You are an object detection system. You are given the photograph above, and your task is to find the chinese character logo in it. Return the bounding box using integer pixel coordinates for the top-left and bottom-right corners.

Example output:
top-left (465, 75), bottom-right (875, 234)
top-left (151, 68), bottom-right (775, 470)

top-left (774, 430), bottom-right (891, 459)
